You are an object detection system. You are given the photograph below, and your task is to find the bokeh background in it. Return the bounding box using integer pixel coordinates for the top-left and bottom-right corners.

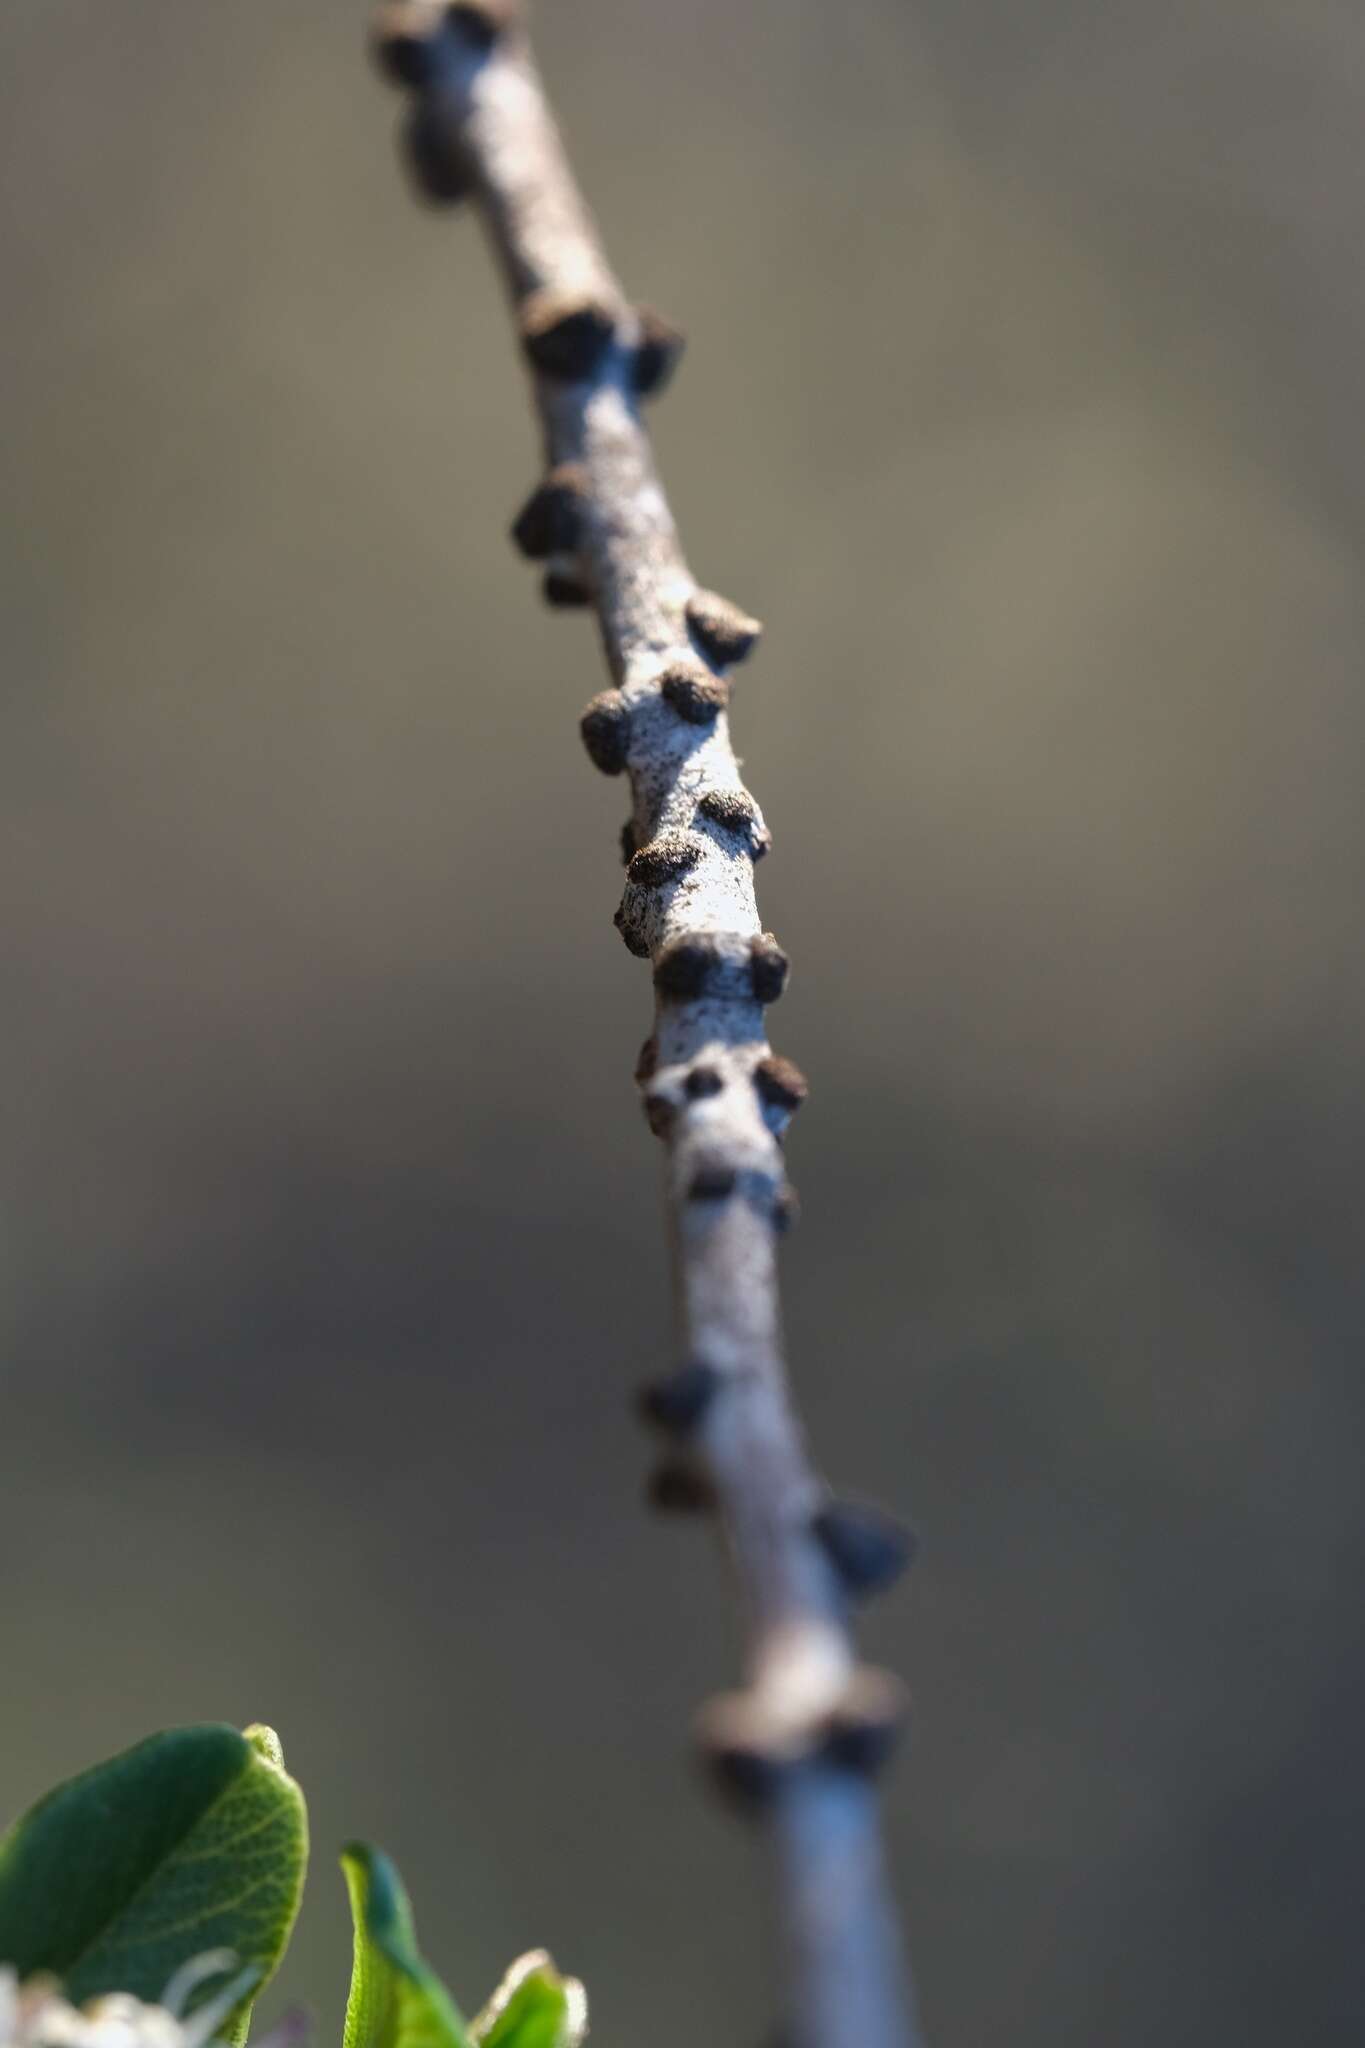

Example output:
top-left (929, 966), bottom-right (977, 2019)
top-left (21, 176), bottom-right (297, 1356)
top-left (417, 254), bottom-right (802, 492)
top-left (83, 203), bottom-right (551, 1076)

top-left (3, 2), bottom-right (1363, 2042)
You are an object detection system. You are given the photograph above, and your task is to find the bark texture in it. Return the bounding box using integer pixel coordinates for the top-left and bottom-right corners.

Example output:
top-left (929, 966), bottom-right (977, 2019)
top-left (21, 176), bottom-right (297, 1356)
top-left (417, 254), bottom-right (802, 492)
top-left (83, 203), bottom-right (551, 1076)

top-left (370, 9), bottom-right (921, 2044)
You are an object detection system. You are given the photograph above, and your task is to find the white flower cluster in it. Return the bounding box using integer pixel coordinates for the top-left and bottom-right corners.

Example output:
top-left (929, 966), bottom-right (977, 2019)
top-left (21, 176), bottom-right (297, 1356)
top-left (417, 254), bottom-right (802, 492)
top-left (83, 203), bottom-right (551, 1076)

top-left (0, 1954), bottom-right (257, 2048)
top-left (0, 1980), bottom-right (189, 2048)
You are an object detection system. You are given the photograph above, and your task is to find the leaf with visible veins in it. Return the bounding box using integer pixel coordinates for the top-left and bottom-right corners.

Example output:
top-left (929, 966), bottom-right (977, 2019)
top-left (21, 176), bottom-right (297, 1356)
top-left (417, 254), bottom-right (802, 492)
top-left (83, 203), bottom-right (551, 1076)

top-left (0, 1724), bottom-right (307, 2046)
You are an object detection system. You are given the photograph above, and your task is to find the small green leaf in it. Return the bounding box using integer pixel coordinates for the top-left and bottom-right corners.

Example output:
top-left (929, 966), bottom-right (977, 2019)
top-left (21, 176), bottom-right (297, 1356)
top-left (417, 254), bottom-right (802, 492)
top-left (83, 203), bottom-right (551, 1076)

top-left (0, 1724), bottom-right (307, 2046)
top-left (471, 1953), bottom-right (586, 2048)
top-left (341, 1845), bottom-right (470, 2048)
top-left (341, 1848), bottom-right (586, 2048)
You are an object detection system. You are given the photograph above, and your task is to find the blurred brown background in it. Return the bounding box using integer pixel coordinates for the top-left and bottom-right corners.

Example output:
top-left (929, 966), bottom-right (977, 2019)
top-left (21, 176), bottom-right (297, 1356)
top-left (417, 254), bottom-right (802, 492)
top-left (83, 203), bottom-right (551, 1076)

top-left (2, 2), bottom-right (1362, 2042)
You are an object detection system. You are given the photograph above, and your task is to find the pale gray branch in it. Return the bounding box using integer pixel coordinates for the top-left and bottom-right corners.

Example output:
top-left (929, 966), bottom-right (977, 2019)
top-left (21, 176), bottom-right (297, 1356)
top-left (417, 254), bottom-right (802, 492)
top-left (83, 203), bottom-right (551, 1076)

top-left (369, 8), bottom-right (923, 2045)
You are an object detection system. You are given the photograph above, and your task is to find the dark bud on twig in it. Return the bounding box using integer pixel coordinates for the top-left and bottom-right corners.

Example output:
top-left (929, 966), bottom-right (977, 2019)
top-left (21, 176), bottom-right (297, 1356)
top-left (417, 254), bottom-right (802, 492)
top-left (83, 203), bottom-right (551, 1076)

top-left (519, 287), bottom-right (617, 380)
top-left (685, 1064), bottom-right (724, 1100)
top-left (627, 833), bottom-right (702, 887)
top-left (614, 904), bottom-right (652, 959)
top-left (688, 1162), bottom-right (738, 1203)
top-left (445, 0), bottom-right (516, 49)
top-left (820, 1668), bottom-right (909, 1778)
top-left (704, 1744), bottom-right (788, 1812)
top-left (647, 1457), bottom-right (716, 1514)
top-left (697, 786), bottom-right (770, 858)
top-left (579, 690), bottom-right (630, 775)
top-left (642, 1089), bottom-right (676, 1137)
top-left (695, 1693), bottom-right (800, 1811)
top-left (637, 1358), bottom-right (721, 1435)
top-left (686, 589), bottom-right (763, 668)
top-left (660, 660), bottom-right (729, 726)
top-left (753, 1053), bottom-right (808, 1113)
top-left (699, 1671), bottom-right (907, 1806)
top-left (510, 462), bottom-right (588, 559)
top-left (813, 1500), bottom-right (915, 1599)
top-left (543, 568), bottom-right (591, 608)
top-left (631, 306), bottom-right (686, 398)
top-left (402, 100), bottom-right (473, 205)
top-left (371, 3), bottom-right (449, 90)
top-left (653, 935), bottom-right (720, 1000)
top-left (749, 932), bottom-right (790, 1004)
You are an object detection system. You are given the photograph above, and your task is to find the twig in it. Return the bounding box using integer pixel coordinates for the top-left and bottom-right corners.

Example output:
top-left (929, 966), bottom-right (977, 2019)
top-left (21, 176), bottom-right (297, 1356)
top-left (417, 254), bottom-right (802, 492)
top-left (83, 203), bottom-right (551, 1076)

top-left (368, 8), bottom-right (923, 2044)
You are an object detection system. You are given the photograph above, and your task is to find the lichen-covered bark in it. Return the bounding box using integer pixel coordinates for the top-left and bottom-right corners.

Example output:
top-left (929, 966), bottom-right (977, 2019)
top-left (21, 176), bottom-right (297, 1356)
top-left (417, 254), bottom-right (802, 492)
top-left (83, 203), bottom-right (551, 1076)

top-left (369, 9), bottom-right (922, 2045)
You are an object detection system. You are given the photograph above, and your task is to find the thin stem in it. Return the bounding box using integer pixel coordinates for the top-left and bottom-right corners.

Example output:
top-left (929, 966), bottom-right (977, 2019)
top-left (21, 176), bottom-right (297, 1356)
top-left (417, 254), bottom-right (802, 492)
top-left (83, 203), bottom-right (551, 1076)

top-left (369, 8), bottom-right (922, 2045)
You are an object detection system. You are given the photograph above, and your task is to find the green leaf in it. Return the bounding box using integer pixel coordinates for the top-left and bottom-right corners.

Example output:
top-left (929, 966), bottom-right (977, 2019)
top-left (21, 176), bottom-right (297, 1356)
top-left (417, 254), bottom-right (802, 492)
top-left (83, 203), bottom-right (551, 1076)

top-left (341, 1849), bottom-right (586, 2048)
top-left (0, 1723), bottom-right (308, 2045)
top-left (471, 1953), bottom-right (586, 2048)
top-left (341, 1844), bottom-right (470, 2048)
